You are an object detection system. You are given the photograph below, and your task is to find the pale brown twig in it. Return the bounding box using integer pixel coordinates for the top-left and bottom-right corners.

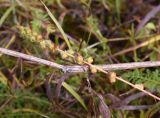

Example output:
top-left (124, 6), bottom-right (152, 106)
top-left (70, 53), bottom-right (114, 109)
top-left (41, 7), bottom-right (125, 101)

top-left (1, 47), bottom-right (160, 101)
top-left (1, 47), bottom-right (160, 72)
top-left (112, 34), bottom-right (160, 57)
top-left (0, 47), bottom-right (64, 70)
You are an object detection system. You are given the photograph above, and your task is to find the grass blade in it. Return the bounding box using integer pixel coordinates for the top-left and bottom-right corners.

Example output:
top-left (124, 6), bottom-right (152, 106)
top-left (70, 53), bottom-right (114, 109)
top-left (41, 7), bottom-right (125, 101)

top-left (62, 82), bottom-right (87, 110)
top-left (0, 71), bottom-right (8, 86)
top-left (41, 1), bottom-right (72, 50)
top-left (12, 108), bottom-right (50, 118)
top-left (0, 6), bottom-right (14, 27)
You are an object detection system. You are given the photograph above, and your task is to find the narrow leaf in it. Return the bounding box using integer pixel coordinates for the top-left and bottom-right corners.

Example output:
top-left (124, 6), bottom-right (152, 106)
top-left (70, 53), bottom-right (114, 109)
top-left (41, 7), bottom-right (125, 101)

top-left (62, 82), bottom-right (87, 110)
top-left (12, 108), bottom-right (50, 118)
top-left (0, 71), bottom-right (8, 86)
top-left (41, 1), bottom-right (72, 50)
top-left (0, 6), bottom-right (14, 26)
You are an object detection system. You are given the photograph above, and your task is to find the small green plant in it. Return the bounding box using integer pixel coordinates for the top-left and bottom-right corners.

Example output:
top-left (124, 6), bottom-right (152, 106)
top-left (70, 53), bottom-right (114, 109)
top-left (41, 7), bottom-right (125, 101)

top-left (1, 0), bottom-right (160, 117)
top-left (122, 69), bottom-right (160, 91)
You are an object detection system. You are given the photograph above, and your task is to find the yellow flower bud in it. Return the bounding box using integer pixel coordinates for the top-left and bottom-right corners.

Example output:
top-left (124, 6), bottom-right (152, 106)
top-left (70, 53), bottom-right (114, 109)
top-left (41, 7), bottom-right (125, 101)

top-left (40, 41), bottom-right (47, 48)
top-left (50, 44), bottom-right (57, 52)
top-left (61, 51), bottom-right (68, 59)
top-left (30, 36), bottom-right (36, 42)
top-left (135, 84), bottom-right (144, 90)
top-left (36, 35), bottom-right (43, 41)
top-left (33, 32), bottom-right (38, 37)
top-left (67, 50), bottom-right (74, 55)
top-left (76, 54), bottom-right (84, 64)
top-left (108, 72), bottom-right (116, 83)
top-left (87, 57), bottom-right (93, 64)
top-left (26, 28), bottom-right (32, 35)
top-left (90, 66), bottom-right (97, 73)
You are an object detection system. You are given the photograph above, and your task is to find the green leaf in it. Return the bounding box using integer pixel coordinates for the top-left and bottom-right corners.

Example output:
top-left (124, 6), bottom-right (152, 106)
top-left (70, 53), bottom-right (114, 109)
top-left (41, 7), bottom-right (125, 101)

top-left (115, 0), bottom-right (121, 23)
top-left (0, 71), bottom-right (8, 86)
top-left (0, 6), bottom-right (14, 26)
top-left (62, 82), bottom-right (87, 110)
top-left (145, 22), bottom-right (156, 31)
top-left (41, 1), bottom-right (72, 50)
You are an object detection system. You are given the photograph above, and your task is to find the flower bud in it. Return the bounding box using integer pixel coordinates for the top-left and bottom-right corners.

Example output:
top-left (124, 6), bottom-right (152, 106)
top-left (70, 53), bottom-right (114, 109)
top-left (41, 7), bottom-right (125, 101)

top-left (61, 51), bottom-right (68, 59)
top-left (76, 54), bottom-right (84, 64)
top-left (90, 66), bottom-right (97, 73)
top-left (87, 57), bottom-right (93, 64)
top-left (108, 72), bottom-right (116, 83)
top-left (135, 84), bottom-right (144, 90)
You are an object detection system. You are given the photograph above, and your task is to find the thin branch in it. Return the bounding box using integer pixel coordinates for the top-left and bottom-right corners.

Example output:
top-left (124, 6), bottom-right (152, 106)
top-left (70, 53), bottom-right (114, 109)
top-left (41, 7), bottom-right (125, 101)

top-left (1, 47), bottom-right (160, 73)
top-left (64, 61), bottom-right (160, 72)
top-left (112, 34), bottom-right (160, 57)
top-left (1, 47), bottom-right (160, 100)
top-left (112, 105), bottom-right (151, 110)
top-left (0, 47), bottom-right (64, 70)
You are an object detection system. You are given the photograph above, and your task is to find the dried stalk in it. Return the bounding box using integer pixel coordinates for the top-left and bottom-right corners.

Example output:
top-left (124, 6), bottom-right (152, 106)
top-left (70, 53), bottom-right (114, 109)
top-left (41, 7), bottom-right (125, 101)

top-left (0, 47), bottom-right (64, 70)
top-left (112, 34), bottom-right (160, 57)
top-left (1, 47), bottom-right (160, 72)
top-left (0, 47), bottom-right (160, 100)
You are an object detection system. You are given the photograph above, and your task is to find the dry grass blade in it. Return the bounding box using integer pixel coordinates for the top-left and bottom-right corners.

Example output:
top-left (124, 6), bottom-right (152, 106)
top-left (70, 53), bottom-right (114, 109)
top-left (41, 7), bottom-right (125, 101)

top-left (114, 105), bottom-right (151, 110)
top-left (12, 108), bottom-right (50, 118)
top-left (55, 73), bottom-right (71, 102)
top-left (112, 34), bottom-right (160, 57)
top-left (136, 4), bottom-right (160, 31)
top-left (98, 94), bottom-right (111, 118)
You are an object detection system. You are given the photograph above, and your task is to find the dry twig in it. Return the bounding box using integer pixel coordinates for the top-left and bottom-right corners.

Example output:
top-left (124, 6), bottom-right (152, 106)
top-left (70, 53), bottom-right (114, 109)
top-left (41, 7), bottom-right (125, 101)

top-left (112, 34), bottom-right (160, 57)
top-left (1, 47), bottom-right (160, 72)
top-left (0, 47), bottom-right (160, 101)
